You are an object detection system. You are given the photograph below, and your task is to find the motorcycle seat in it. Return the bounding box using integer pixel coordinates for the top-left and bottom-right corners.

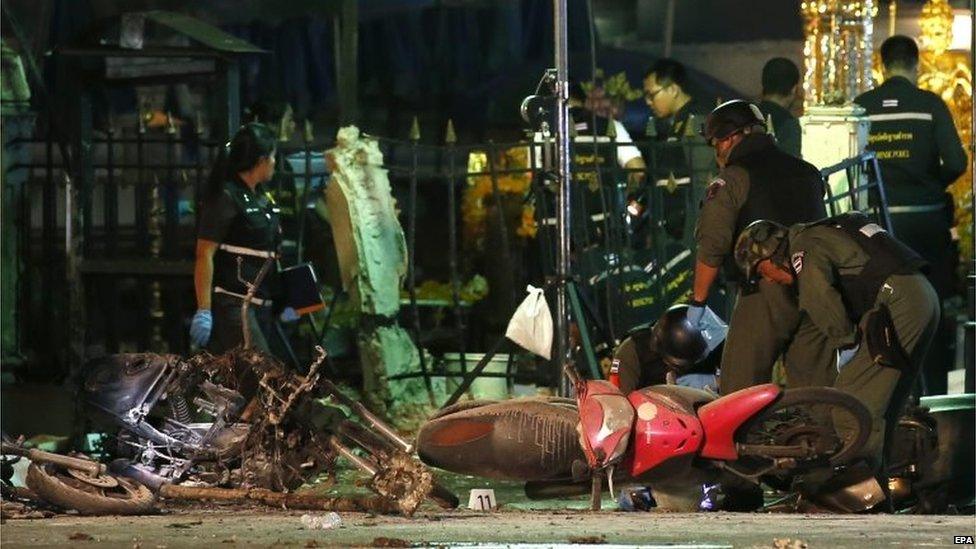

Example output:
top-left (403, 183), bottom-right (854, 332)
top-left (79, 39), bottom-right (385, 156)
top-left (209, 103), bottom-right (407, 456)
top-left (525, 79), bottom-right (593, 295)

top-left (638, 384), bottom-right (716, 412)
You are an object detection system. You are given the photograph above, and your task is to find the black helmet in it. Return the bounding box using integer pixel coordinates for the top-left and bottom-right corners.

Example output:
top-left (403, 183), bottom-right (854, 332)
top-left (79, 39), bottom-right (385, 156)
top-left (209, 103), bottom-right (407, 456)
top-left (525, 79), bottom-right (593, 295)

top-left (651, 304), bottom-right (708, 373)
top-left (700, 100), bottom-right (766, 144)
top-left (734, 219), bottom-right (790, 284)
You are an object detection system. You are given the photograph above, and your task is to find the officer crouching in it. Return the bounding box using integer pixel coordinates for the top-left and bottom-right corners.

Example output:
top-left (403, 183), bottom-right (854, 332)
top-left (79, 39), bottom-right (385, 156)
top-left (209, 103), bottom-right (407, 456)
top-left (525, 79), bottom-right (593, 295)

top-left (735, 213), bottom-right (939, 486)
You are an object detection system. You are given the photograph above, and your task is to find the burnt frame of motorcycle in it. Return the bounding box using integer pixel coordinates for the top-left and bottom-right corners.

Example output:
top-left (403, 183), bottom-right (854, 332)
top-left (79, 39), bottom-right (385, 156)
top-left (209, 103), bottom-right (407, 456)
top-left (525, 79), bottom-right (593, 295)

top-left (80, 345), bottom-right (458, 515)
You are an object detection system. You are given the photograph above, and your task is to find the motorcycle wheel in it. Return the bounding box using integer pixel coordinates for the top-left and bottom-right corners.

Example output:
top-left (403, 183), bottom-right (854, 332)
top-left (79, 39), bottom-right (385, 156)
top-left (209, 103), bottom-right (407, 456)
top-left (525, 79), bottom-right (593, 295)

top-left (733, 387), bottom-right (872, 473)
top-left (26, 462), bottom-right (156, 516)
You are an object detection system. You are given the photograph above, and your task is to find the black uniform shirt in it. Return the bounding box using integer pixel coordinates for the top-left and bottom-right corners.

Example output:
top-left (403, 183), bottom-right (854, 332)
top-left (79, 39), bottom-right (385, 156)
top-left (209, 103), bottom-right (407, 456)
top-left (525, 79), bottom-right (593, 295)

top-left (654, 98), bottom-right (708, 141)
top-left (198, 179), bottom-right (280, 297)
top-left (758, 100), bottom-right (802, 158)
top-left (695, 133), bottom-right (825, 271)
top-left (854, 76), bottom-right (967, 206)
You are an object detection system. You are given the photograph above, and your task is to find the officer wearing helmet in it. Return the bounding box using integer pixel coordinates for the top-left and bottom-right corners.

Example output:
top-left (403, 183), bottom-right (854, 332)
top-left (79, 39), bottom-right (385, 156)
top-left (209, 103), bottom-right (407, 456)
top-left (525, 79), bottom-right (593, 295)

top-left (612, 304), bottom-right (718, 393)
top-left (688, 99), bottom-right (830, 395)
top-left (735, 213), bottom-right (938, 469)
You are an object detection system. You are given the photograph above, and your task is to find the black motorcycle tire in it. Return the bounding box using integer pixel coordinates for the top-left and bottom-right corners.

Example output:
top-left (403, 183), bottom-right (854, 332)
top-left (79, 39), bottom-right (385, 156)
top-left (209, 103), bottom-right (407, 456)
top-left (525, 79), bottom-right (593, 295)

top-left (26, 463), bottom-right (156, 516)
top-left (736, 387), bottom-right (872, 468)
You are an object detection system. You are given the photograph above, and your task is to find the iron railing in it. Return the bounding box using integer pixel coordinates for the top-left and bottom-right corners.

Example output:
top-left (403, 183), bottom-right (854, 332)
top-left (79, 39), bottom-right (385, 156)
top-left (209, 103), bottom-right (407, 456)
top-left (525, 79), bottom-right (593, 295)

top-left (5, 120), bottom-right (718, 386)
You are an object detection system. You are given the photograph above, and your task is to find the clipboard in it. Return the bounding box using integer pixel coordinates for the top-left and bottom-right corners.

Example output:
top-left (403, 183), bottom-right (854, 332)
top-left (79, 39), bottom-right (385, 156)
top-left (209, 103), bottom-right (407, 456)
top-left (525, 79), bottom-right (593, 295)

top-left (280, 263), bottom-right (325, 316)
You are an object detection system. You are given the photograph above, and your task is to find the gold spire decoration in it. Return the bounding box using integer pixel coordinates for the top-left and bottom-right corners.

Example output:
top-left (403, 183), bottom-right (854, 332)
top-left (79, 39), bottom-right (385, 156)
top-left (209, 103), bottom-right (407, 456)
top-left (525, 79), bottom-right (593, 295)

top-left (409, 116), bottom-right (420, 142)
top-left (800, 0), bottom-right (878, 106)
top-left (917, 0), bottom-right (974, 261)
top-left (444, 118), bottom-right (457, 145)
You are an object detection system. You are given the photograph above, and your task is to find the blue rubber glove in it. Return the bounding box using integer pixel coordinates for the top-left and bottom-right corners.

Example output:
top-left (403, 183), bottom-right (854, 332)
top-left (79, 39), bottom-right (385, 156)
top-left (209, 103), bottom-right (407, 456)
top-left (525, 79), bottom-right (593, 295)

top-left (279, 307), bottom-right (300, 323)
top-left (836, 344), bottom-right (860, 372)
top-left (190, 309), bottom-right (212, 348)
top-left (686, 301), bottom-right (706, 327)
top-left (699, 483), bottom-right (721, 512)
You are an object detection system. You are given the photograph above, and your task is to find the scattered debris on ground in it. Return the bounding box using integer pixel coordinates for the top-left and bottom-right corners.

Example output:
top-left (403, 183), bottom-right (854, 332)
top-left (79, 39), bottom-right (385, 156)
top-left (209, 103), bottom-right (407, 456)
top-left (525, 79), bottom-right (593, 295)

top-left (773, 538), bottom-right (809, 549)
top-left (568, 534), bottom-right (607, 544)
top-left (371, 536), bottom-right (413, 547)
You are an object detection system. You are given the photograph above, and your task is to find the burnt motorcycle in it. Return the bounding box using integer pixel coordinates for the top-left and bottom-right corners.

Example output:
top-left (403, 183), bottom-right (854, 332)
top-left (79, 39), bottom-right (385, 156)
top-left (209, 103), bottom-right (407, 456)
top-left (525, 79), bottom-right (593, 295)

top-left (417, 306), bottom-right (873, 506)
top-left (81, 346), bottom-right (458, 515)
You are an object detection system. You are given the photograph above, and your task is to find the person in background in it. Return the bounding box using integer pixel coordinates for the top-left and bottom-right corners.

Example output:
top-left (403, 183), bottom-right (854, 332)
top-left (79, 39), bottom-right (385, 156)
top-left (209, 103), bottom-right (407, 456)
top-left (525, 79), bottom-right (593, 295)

top-left (758, 57), bottom-right (803, 158)
top-left (190, 123), bottom-right (281, 355)
top-left (641, 59), bottom-right (709, 241)
top-left (643, 58), bottom-right (705, 140)
top-left (243, 100), bottom-right (300, 266)
top-left (854, 35), bottom-right (967, 395)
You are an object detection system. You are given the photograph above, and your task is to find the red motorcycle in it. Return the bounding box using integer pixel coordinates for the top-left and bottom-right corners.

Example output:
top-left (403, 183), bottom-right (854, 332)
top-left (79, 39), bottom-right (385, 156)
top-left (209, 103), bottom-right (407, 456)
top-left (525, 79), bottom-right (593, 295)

top-left (417, 314), bottom-right (872, 506)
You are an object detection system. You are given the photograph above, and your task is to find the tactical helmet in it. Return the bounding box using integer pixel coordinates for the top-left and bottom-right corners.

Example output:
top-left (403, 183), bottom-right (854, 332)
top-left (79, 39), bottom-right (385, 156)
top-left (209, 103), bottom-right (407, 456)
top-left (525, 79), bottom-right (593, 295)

top-left (734, 220), bottom-right (790, 284)
top-left (700, 100), bottom-right (766, 144)
top-left (650, 304), bottom-right (708, 372)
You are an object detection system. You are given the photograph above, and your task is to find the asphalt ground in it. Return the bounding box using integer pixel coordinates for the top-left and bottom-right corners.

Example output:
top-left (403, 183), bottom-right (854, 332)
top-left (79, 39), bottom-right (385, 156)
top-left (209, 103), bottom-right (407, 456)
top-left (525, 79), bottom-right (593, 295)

top-left (2, 505), bottom-right (975, 548)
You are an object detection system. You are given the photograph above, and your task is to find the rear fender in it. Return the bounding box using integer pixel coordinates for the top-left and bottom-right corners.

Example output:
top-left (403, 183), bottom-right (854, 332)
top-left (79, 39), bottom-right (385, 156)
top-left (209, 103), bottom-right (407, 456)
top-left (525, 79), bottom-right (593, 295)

top-left (698, 384), bottom-right (781, 461)
top-left (416, 398), bottom-right (584, 480)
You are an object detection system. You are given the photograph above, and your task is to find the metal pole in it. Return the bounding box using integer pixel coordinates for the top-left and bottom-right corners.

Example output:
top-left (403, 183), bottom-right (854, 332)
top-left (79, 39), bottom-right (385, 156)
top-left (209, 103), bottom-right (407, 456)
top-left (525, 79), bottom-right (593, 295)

top-left (663, 0), bottom-right (675, 58)
top-left (553, 0), bottom-right (573, 396)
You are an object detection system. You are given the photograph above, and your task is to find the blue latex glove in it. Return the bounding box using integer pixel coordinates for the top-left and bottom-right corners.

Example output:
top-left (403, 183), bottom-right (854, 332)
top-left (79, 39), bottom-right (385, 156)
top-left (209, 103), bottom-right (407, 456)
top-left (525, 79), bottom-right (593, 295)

top-left (699, 483), bottom-right (721, 511)
top-left (836, 344), bottom-right (860, 372)
top-left (279, 307), bottom-right (300, 323)
top-left (190, 309), bottom-right (212, 348)
top-left (686, 301), bottom-right (706, 327)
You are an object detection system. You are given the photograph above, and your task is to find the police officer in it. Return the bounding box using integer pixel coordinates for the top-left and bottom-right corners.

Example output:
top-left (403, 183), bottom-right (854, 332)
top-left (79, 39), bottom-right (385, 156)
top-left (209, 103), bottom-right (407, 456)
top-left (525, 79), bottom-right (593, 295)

top-left (854, 35), bottom-right (967, 395)
top-left (642, 59), bottom-right (710, 242)
top-left (643, 59), bottom-right (706, 140)
top-left (734, 213), bottom-right (939, 466)
top-left (689, 100), bottom-right (830, 395)
top-left (190, 123), bottom-right (282, 354)
top-left (243, 101), bottom-right (300, 266)
top-left (758, 57), bottom-right (803, 158)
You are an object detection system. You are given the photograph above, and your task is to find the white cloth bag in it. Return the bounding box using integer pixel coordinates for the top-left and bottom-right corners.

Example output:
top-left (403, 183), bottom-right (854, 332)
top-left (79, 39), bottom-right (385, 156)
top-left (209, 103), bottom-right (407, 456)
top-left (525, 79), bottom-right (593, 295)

top-left (504, 285), bottom-right (553, 359)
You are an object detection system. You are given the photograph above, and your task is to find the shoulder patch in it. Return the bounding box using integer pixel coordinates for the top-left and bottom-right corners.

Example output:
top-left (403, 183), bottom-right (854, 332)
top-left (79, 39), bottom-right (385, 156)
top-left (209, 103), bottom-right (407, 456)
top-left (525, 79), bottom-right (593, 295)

top-left (704, 178), bottom-right (726, 201)
top-left (882, 99), bottom-right (898, 108)
top-left (791, 251), bottom-right (805, 274)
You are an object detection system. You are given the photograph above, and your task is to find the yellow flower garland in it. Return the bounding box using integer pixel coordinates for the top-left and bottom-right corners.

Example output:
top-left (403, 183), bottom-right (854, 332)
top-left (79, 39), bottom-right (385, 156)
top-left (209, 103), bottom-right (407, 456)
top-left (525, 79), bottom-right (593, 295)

top-left (462, 147), bottom-right (537, 247)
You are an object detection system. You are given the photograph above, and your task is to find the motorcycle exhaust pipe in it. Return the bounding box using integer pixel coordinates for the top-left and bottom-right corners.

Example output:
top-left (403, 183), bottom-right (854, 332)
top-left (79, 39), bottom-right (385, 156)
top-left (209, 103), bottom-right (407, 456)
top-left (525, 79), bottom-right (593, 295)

top-left (327, 436), bottom-right (378, 476)
top-left (321, 380), bottom-right (413, 454)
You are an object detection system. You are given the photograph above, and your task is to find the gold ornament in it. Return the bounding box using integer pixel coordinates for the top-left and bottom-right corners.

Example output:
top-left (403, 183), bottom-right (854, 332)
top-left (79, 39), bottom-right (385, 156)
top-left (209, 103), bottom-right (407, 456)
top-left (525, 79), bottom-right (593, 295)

top-left (801, 0), bottom-right (879, 106)
top-left (917, 0), bottom-right (974, 262)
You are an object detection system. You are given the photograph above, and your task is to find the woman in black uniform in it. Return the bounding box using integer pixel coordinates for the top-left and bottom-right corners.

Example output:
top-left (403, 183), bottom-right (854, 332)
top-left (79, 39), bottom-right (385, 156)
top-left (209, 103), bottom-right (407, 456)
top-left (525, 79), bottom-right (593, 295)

top-left (190, 123), bottom-right (281, 353)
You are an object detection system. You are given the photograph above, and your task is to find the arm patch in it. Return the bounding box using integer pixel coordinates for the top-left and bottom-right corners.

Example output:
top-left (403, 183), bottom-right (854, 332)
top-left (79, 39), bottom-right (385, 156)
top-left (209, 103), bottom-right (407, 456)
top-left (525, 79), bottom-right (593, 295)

top-left (791, 251), bottom-right (805, 274)
top-left (704, 178), bottom-right (726, 201)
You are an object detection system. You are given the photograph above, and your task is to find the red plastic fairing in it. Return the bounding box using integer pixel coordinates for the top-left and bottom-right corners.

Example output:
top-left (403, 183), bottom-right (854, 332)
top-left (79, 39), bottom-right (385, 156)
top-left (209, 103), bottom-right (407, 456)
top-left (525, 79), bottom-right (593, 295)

top-left (698, 383), bottom-right (781, 460)
top-left (577, 380), bottom-right (634, 469)
top-left (626, 389), bottom-right (704, 477)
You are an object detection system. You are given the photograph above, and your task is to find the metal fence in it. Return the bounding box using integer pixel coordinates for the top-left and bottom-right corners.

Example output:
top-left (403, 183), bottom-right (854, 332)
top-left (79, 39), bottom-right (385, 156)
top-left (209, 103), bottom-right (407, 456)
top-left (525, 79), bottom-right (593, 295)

top-left (4, 118), bottom-right (718, 382)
